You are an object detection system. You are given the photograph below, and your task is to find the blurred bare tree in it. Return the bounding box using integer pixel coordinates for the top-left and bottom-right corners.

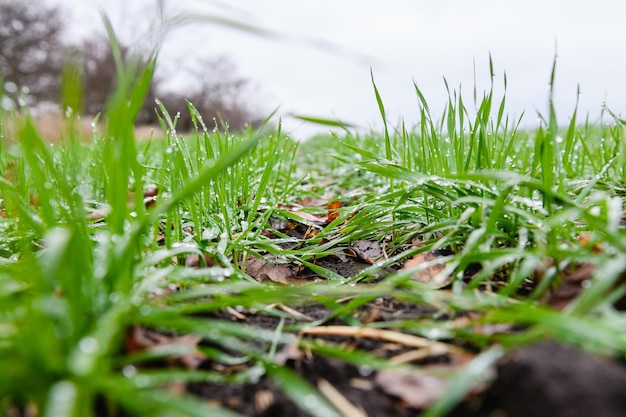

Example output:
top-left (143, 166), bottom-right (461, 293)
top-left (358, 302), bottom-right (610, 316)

top-left (156, 56), bottom-right (262, 131)
top-left (0, 0), bottom-right (64, 109)
top-left (76, 38), bottom-right (158, 124)
top-left (0, 0), bottom-right (262, 131)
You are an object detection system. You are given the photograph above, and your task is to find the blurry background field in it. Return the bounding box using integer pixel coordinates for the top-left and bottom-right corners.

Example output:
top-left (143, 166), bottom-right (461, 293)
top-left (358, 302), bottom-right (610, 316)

top-left (5, 0), bottom-right (626, 139)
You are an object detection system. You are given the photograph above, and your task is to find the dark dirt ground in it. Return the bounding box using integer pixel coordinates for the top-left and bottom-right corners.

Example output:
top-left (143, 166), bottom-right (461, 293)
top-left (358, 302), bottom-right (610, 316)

top-left (127, 222), bottom-right (626, 417)
top-left (182, 303), bottom-right (626, 417)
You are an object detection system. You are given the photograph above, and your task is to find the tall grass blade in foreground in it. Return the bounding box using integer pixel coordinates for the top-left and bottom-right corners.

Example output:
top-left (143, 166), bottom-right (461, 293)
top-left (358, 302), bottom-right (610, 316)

top-left (0, 16), bottom-right (263, 417)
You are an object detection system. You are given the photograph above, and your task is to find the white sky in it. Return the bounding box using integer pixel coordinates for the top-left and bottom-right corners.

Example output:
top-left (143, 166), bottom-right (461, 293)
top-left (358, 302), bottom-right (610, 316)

top-left (53, 0), bottom-right (626, 139)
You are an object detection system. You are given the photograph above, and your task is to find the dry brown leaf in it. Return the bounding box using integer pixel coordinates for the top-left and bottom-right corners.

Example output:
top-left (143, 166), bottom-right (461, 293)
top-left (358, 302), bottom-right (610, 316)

top-left (297, 197), bottom-right (331, 207)
top-left (245, 255), bottom-right (305, 284)
top-left (123, 326), bottom-right (206, 370)
top-left (376, 351), bottom-right (486, 409)
top-left (535, 256), bottom-right (626, 310)
top-left (375, 368), bottom-right (447, 409)
top-left (269, 217), bottom-right (294, 232)
top-left (276, 203), bottom-right (327, 224)
top-left (546, 262), bottom-right (595, 309)
top-left (331, 251), bottom-right (351, 263)
top-left (185, 253), bottom-right (216, 268)
top-left (291, 210), bottom-right (327, 224)
top-left (402, 251), bottom-right (451, 288)
top-left (351, 240), bottom-right (384, 265)
top-left (326, 200), bottom-right (342, 223)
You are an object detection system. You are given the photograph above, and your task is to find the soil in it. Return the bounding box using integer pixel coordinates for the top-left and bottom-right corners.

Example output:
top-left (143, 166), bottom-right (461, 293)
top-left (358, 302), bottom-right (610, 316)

top-left (135, 222), bottom-right (626, 416)
top-left (184, 298), bottom-right (626, 417)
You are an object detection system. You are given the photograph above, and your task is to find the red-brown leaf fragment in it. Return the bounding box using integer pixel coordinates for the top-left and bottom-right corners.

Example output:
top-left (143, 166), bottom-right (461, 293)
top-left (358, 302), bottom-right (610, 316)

top-left (325, 201), bottom-right (342, 223)
top-left (402, 251), bottom-right (451, 288)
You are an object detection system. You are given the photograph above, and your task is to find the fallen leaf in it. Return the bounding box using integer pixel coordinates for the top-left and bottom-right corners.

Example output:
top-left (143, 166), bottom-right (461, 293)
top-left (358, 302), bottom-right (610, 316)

top-left (325, 200), bottom-right (342, 223)
top-left (546, 262), bottom-right (595, 309)
top-left (124, 326), bottom-right (206, 369)
top-left (290, 210), bottom-right (327, 224)
top-left (276, 204), bottom-right (327, 224)
top-left (545, 262), bottom-right (626, 310)
top-left (376, 348), bottom-right (489, 410)
top-left (185, 253), bottom-right (216, 268)
top-left (402, 251), bottom-right (451, 288)
top-left (376, 368), bottom-right (447, 409)
top-left (245, 255), bottom-right (305, 284)
top-left (351, 240), bottom-right (384, 264)
top-left (297, 197), bottom-right (331, 207)
top-left (332, 251), bottom-right (351, 263)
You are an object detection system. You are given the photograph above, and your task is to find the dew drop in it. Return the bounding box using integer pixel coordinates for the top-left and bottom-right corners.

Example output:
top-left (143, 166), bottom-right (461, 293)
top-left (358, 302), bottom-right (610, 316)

top-left (358, 364), bottom-right (373, 376)
top-left (78, 337), bottom-right (99, 354)
top-left (122, 365), bottom-right (137, 378)
top-left (139, 305), bottom-right (152, 316)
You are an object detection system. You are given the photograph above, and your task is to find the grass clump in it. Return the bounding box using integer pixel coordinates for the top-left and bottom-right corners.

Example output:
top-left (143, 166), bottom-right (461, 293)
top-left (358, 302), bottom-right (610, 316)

top-left (2, 19), bottom-right (626, 417)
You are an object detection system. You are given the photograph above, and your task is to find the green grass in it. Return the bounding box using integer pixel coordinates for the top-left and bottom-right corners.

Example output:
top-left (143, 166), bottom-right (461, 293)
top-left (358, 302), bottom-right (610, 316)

top-left (2, 18), bottom-right (626, 417)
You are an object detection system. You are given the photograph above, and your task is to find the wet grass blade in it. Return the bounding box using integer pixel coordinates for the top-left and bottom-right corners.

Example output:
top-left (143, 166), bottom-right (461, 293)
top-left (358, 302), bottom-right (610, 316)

top-left (263, 361), bottom-right (343, 417)
top-left (370, 69), bottom-right (392, 161)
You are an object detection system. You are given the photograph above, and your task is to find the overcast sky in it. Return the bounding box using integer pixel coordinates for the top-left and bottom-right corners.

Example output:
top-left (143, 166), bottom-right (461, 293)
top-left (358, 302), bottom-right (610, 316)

top-left (53, 0), bottom-right (626, 139)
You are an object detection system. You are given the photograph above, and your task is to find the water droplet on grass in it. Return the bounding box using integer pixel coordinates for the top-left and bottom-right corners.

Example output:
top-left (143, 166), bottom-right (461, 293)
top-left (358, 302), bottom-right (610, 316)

top-left (358, 364), bottom-right (373, 376)
top-left (78, 337), bottom-right (99, 354)
top-left (421, 327), bottom-right (445, 339)
top-left (122, 365), bottom-right (137, 377)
